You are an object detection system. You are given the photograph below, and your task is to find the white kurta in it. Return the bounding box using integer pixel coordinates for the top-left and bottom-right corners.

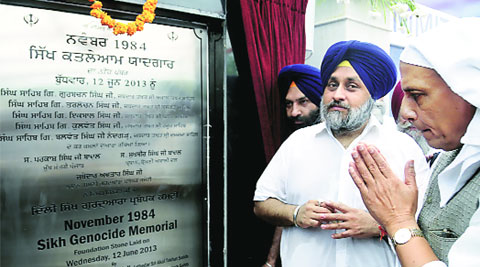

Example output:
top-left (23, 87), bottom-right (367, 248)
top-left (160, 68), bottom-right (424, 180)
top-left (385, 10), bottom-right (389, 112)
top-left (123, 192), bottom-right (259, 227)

top-left (254, 117), bottom-right (430, 267)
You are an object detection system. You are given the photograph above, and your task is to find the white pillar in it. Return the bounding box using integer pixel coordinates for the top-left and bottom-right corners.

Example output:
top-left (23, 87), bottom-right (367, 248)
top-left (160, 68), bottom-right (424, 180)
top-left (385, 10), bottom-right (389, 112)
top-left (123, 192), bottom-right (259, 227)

top-left (305, 0), bottom-right (392, 67)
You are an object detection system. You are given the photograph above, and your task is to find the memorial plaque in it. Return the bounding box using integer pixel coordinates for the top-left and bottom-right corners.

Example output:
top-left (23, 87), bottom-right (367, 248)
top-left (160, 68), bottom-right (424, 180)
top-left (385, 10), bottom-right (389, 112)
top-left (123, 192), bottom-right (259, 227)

top-left (0, 4), bottom-right (207, 267)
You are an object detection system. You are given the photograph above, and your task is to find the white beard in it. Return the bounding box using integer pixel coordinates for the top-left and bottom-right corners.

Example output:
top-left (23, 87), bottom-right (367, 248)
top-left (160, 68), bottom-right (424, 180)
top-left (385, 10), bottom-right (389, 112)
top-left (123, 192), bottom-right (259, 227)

top-left (320, 98), bottom-right (374, 135)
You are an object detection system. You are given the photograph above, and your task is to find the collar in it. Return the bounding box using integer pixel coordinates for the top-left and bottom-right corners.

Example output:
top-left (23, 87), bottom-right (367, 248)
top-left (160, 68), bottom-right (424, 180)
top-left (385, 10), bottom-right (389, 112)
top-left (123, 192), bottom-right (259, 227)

top-left (315, 115), bottom-right (381, 143)
top-left (461, 108), bottom-right (480, 146)
top-left (437, 144), bottom-right (480, 207)
top-left (437, 109), bottom-right (480, 206)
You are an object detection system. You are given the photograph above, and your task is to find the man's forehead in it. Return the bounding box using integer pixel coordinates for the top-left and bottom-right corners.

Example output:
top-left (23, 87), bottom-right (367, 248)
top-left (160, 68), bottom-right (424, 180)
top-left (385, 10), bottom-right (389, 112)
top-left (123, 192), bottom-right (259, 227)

top-left (325, 66), bottom-right (372, 98)
top-left (329, 67), bottom-right (361, 81)
top-left (400, 62), bottom-right (442, 92)
top-left (286, 85), bottom-right (306, 99)
top-left (329, 75), bottom-right (362, 82)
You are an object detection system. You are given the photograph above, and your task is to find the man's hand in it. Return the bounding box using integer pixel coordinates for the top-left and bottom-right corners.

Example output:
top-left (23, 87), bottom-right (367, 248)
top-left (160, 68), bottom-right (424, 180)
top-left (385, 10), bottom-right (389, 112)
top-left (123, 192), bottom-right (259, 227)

top-left (296, 200), bottom-right (334, 228)
top-left (316, 201), bottom-right (380, 239)
top-left (349, 143), bottom-right (419, 233)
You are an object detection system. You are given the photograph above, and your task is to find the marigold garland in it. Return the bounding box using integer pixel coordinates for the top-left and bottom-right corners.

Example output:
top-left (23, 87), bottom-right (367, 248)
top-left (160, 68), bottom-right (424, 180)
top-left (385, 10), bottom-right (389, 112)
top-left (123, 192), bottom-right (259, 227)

top-left (88, 0), bottom-right (158, 36)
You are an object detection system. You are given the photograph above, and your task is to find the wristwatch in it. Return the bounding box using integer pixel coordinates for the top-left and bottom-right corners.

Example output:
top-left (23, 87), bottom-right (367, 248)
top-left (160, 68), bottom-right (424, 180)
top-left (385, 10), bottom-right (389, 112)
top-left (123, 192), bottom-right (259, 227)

top-left (392, 228), bottom-right (424, 246)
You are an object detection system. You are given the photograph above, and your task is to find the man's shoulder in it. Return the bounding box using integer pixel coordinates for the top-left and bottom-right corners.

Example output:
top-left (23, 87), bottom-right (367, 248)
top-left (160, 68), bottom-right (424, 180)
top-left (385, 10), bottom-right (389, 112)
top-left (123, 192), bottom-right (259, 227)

top-left (280, 123), bottom-right (327, 149)
top-left (289, 123), bottom-right (325, 138)
top-left (378, 127), bottom-right (420, 146)
top-left (368, 123), bottom-right (423, 151)
top-left (372, 121), bottom-right (412, 140)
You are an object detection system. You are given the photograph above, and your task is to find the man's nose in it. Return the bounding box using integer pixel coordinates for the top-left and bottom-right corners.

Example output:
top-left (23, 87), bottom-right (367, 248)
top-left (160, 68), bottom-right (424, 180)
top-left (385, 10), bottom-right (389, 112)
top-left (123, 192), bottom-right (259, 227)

top-left (400, 98), bottom-right (417, 123)
top-left (332, 86), bottom-right (346, 101)
top-left (291, 103), bottom-right (302, 117)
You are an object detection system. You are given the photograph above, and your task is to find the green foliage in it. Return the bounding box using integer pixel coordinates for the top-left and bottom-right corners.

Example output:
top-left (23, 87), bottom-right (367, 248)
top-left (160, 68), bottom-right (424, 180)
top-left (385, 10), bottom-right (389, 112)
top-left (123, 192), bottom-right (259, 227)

top-left (369, 0), bottom-right (417, 33)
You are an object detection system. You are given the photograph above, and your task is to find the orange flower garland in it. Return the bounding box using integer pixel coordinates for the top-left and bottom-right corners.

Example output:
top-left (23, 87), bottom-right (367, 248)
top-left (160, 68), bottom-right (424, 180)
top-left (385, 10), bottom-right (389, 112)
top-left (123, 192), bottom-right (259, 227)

top-left (88, 0), bottom-right (158, 36)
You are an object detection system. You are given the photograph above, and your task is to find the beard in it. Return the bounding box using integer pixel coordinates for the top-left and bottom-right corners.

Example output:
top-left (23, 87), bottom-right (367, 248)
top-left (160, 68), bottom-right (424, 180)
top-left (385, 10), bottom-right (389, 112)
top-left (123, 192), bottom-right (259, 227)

top-left (397, 120), bottom-right (431, 155)
top-left (320, 98), bottom-right (374, 135)
top-left (289, 108), bottom-right (321, 130)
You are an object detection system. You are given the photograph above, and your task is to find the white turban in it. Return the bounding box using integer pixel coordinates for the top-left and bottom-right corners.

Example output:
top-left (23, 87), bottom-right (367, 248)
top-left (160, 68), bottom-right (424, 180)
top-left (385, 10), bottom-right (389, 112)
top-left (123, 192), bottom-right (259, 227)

top-left (400, 17), bottom-right (480, 147)
top-left (400, 17), bottom-right (480, 206)
top-left (400, 17), bottom-right (480, 109)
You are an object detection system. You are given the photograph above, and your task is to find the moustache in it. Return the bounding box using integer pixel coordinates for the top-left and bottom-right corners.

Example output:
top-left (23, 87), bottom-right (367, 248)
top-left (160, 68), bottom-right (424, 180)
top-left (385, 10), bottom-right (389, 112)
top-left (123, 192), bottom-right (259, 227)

top-left (326, 100), bottom-right (350, 110)
top-left (397, 120), bottom-right (417, 130)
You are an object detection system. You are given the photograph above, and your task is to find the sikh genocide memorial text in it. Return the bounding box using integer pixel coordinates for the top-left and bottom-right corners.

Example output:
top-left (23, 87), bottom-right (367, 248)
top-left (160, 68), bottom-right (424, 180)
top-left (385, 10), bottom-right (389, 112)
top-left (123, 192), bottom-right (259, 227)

top-left (0, 4), bottom-right (207, 266)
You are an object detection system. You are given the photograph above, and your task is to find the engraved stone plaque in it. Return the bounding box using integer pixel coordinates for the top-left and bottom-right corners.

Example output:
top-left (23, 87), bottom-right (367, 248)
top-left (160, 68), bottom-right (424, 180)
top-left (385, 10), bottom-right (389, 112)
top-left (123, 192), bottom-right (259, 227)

top-left (0, 4), bottom-right (207, 266)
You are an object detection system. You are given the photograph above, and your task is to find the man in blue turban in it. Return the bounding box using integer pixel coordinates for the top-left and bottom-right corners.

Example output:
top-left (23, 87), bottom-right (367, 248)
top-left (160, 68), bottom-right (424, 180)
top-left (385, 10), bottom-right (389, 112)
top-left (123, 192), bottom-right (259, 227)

top-left (254, 40), bottom-right (430, 267)
top-left (278, 64), bottom-right (323, 106)
top-left (318, 40), bottom-right (397, 135)
top-left (278, 64), bottom-right (323, 131)
top-left (262, 64), bottom-right (323, 267)
top-left (320, 40), bottom-right (397, 100)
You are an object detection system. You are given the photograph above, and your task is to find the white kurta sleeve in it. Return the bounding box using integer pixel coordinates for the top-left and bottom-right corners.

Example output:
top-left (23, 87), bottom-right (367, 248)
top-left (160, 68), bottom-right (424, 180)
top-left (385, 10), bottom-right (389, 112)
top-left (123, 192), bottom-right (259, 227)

top-left (253, 139), bottom-right (290, 203)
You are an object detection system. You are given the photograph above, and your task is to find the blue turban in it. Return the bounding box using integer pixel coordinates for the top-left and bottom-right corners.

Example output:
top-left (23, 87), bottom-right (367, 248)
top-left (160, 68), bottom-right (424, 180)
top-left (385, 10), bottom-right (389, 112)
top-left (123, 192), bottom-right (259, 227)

top-left (320, 40), bottom-right (397, 100)
top-left (278, 64), bottom-right (323, 106)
